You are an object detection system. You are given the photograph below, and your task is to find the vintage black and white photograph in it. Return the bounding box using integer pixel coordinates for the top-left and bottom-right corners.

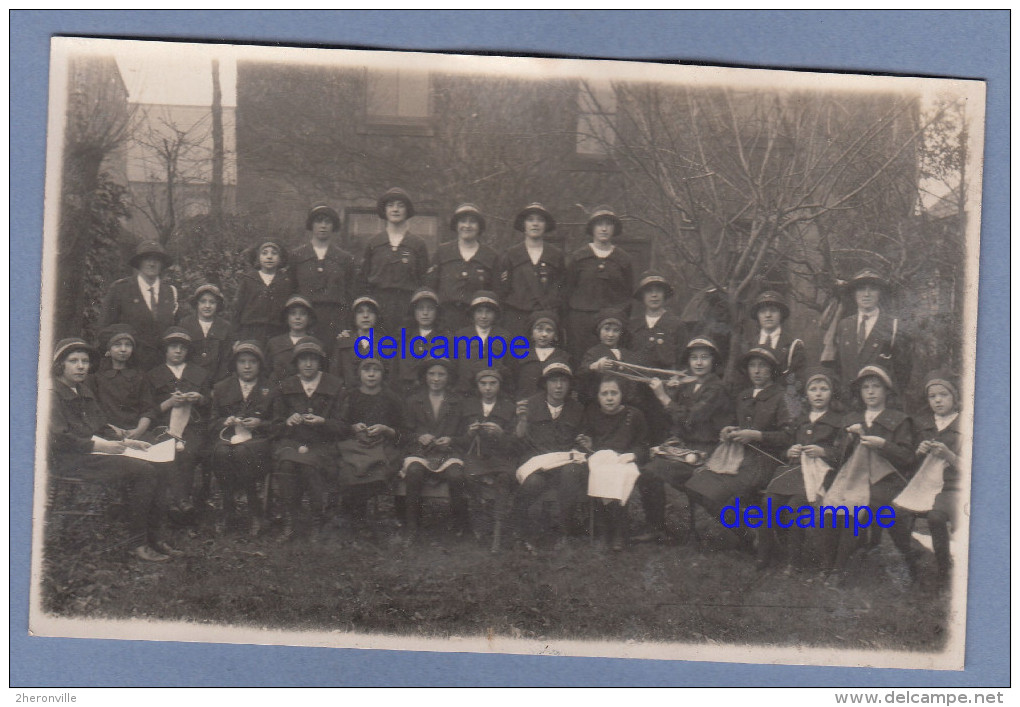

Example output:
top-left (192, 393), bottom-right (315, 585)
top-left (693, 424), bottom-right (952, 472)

top-left (30, 36), bottom-right (985, 669)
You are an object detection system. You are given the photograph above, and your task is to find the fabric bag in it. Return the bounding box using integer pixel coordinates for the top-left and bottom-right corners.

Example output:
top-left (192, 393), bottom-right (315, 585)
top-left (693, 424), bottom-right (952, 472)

top-left (705, 441), bottom-right (745, 475)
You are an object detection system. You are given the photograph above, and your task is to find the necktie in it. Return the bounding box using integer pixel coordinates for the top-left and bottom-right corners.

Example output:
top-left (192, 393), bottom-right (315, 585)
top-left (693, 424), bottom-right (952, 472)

top-left (148, 286), bottom-right (157, 312)
top-left (857, 315), bottom-right (869, 349)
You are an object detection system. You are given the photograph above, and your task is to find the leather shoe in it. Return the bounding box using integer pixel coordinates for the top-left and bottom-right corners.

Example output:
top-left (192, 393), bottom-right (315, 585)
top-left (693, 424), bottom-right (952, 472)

top-left (154, 541), bottom-right (183, 557)
top-left (133, 545), bottom-right (170, 562)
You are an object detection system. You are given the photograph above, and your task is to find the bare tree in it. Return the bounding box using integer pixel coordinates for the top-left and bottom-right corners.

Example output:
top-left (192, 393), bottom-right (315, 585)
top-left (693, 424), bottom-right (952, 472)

top-left (579, 81), bottom-right (951, 381)
top-left (210, 59), bottom-right (225, 225)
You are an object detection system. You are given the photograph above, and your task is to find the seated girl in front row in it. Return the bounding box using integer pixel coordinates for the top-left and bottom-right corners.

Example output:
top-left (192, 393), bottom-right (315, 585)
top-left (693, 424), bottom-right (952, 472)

top-left (760, 367), bottom-right (843, 572)
top-left (890, 370), bottom-right (963, 589)
top-left (685, 347), bottom-right (792, 553)
top-left (577, 376), bottom-right (649, 551)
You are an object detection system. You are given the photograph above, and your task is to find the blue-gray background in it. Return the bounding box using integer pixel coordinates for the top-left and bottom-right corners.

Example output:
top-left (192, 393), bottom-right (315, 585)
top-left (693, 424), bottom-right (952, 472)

top-left (11, 10), bottom-right (1008, 687)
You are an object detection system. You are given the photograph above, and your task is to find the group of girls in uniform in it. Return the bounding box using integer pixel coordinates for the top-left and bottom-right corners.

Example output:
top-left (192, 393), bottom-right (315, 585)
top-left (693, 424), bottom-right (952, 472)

top-left (48, 188), bottom-right (963, 591)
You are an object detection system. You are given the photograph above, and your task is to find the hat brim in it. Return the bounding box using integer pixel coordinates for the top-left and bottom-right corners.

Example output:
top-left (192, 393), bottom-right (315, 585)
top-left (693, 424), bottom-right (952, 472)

top-left (450, 211), bottom-right (487, 234)
top-left (750, 301), bottom-right (790, 321)
top-left (586, 214), bottom-right (622, 236)
top-left (633, 280), bottom-right (675, 300)
top-left (377, 196), bottom-right (416, 220)
top-left (305, 208), bottom-right (341, 231)
top-left (129, 251), bottom-right (173, 270)
top-left (513, 208), bottom-right (556, 233)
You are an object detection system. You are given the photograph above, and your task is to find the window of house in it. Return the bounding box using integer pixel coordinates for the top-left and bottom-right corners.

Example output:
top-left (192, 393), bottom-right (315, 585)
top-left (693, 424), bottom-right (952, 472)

top-left (344, 208), bottom-right (440, 256)
top-left (576, 80), bottom-right (617, 157)
top-left (363, 69), bottom-right (433, 135)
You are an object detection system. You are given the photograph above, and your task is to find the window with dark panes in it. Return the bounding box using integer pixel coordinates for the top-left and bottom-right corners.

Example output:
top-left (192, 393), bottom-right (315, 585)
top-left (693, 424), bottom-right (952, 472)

top-left (576, 80), bottom-right (617, 157)
top-left (364, 69), bottom-right (432, 134)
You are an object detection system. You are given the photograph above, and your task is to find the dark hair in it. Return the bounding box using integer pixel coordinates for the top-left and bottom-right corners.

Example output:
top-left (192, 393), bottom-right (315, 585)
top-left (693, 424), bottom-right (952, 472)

top-left (596, 373), bottom-right (632, 404)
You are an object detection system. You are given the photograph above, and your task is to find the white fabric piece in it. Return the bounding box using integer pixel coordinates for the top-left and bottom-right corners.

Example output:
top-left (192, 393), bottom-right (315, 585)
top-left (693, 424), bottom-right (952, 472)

top-left (586, 449), bottom-right (641, 504)
top-left (894, 454), bottom-right (949, 513)
top-left (801, 455), bottom-right (832, 503)
top-left (91, 436), bottom-right (176, 463)
top-left (515, 451), bottom-right (586, 484)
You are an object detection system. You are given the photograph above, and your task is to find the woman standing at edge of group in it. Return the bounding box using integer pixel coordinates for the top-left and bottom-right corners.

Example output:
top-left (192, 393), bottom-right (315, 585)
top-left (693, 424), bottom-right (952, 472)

top-left (288, 204), bottom-right (357, 345)
top-left (564, 206), bottom-right (634, 363)
top-left (359, 188), bottom-right (431, 330)
top-left (497, 202), bottom-right (566, 340)
top-left (427, 203), bottom-right (499, 329)
top-left (98, 240), bottom-right (180, 372)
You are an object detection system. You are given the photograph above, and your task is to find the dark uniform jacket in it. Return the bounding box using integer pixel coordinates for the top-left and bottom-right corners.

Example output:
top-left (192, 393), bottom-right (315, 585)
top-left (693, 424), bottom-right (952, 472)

top-left (265, 333), bottom-right (306, 389)
top-left (662, 373), bottom-right (732, 449)
top-left (788, 409), bottom-right (844, 470)
top-left (628, 310), bottom-right (689, 371)
top-left (181, 314), bottom-right (233, 383)
top-left (90, 367), bottom-right (155, 431)
top-left (288, 242), bottom-right (357, 309)
top-left (565, 246), bottom-right (634, 313)
top-left (331, 330), bottom-right (392, 391)
top-left (210, 376), bottom-right (274, 442)
top-left (427, 241), bottom-right (499, 311)
top-left (582, 404), bottom-right (649, 464)
top-left (913, 413), bottom-right (962, 492)
top-left (269, 373), bottom-right (346, 449)
top-left (358, 232), bottom-right (430, 295)
top-left (839, 408), bottom-right (915, 474)
top-left (519, 392), bottom-right (584, 457)
top-left (49, 380), bottom-right (108, 474)
top-left (829, 311), bottom-right (910, 395)
top-left (340, 388), bottom-right (405, 445)
top-left (450, 325), bottom-right (513, 394)
top-left (497, 242), bottom-right (566, 313)
top-left (146, 362), bottom-right (212, 431)
top-left (99, 277), bottom-right (180, 370)
top-left (454, 396), bottom-right (519, 460)
top-left (733, 382), bottom-right (794, 460)
top-left (402, 390), bottom-right (464, 457)
top-left (231, 269), bottom-right (294, 337)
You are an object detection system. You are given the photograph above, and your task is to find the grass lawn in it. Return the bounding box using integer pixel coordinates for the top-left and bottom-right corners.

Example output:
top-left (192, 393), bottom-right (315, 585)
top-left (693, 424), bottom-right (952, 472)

top-left (39, 491), bottom-right (952, 654)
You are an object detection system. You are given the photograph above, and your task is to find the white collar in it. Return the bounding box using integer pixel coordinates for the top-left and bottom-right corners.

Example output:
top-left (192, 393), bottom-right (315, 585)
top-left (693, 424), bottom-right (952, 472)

top-left (535, 347), bottom-right (554, 361)
top-left (458, 240), bottom-right (479, 261)
top-left (808, 409), bottom-right (826, 422)
top-left (166, 362), bottom-right (186, 379)
top-left (300, 373), bottom-right (322, 395)
top-left (198, 318), bottom-right (214, 335)
top-left (312, 242), bottom-right (329, 258)
top-left (759, 327), bottom-right (781, 346)
top-left (258, 270), bottom-right (276, 284)
top-left (934, 412), bottom-right (958, 431)
top-left (475, 326), bottom-right (491, 339)
top-left (645, 311), bottom-right (664, 327)
top-left (588, 242), bottom-right (614, 258)
top-left (138, 275), bottom-right (160, 296)
top-left (481, 400), bottom-right (496, 415)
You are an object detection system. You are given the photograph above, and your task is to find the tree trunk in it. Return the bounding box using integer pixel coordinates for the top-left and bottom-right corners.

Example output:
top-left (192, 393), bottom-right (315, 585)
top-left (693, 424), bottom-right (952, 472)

top-left (210, 59), bottom-right (224, 225)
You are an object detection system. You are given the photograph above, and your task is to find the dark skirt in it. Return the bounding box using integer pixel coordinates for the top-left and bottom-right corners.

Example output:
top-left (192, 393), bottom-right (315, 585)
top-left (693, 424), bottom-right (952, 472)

top-left (686, 452), bottom-right (773, 507)
top-left (336, 439), bottom-right (399, 487)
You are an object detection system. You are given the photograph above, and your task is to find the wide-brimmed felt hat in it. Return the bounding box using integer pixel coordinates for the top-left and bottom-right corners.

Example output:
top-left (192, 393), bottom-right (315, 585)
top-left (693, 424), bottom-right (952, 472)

top-left (351, 295), bottom-right (381, 313)
top-left (249, 240), bottom-right (289, 268)
top-left (528, 309), bottom-right (559, 332)
top-left (281, 295), bottom-right (317, 324)
top-left (161, 326), bottom-right (192, 348)
top-left (449, 203), bottom-right (487, 234)
top-left (844, 268), bottom-right (890, 292)
top-left (97, 323), bottom-right (137, 352)
top-left (129, 240), bottom-right (173, 270)
top-left (291, 337), bottom-right (327, 363)
top-left (52, 338), bottom-right (96, 365)
top-left (853, 364), bottom-right (895, 392)
top-left (409, 287), bottom-right (440, 308)
top-left (740, 346), bottom-right (781, 373)
top-left (357, 356), bottom-right (385, 373)
top-left (924, 369), bottom-right (959, 400)
top-left (595, 307), bottom-right (627, 334)
top-left (468, 291), bottom-right (500, 313)
top-left (305, 204), bottom-right (341, 232)
top-left (418, 357), bottom-right (457, 383)
top-left (540, 361), bottom-right (573, 381)
top-left (682, 336), bottom-right (721, 363)
top-left (190, 284), bottom-right (225, 307)
top-left (475, 368), bottom-right (503, 383)
top-left (513, 202), bottom-right (557, 233)
top-left (377, 187), bottom-right (416, 220)
top-left (229, 340), bottom-right (266, 367)
top-left (633, 271), bottom-right (675, 300)
top-left (585, 206), bottom-right (623, 237)
top-left (749, 290), bottom-right (790, 321)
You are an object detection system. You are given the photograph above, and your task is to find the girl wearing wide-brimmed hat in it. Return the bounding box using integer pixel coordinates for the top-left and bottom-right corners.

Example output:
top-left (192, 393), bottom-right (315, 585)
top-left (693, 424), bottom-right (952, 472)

top-left (180, 284), bottom-right (234, 384)
top-left (685, 347), bottom-right (793, 553)
top-left (288, 204), bottom-right (357, 345)
top-left (820, 364), bottom-right (914, 585)
top-left (743, 289), bottom-right (806, 413)
top-left (358, 188), bottom-right (431, 330)
top-left (98, 240), bottom-right (181, 371)
top-left (496, 202), bottom-right (566, 339)
top-left (265, 294), bottom-right (317, 388)
top-left (48, 338), bottom-right (175, 562)
top-left (427, 203), bottom-right (500, 328)
top-left (632, 336), bottom-right (732, 544)
top-left (267, 336), bottom-right (345, 542)
top-left (564, 206), bottom-right (634, 362)
top-left (209, 341), bottom-right (274, 537)
top-left (231, 239), bottom-right (295, 349)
